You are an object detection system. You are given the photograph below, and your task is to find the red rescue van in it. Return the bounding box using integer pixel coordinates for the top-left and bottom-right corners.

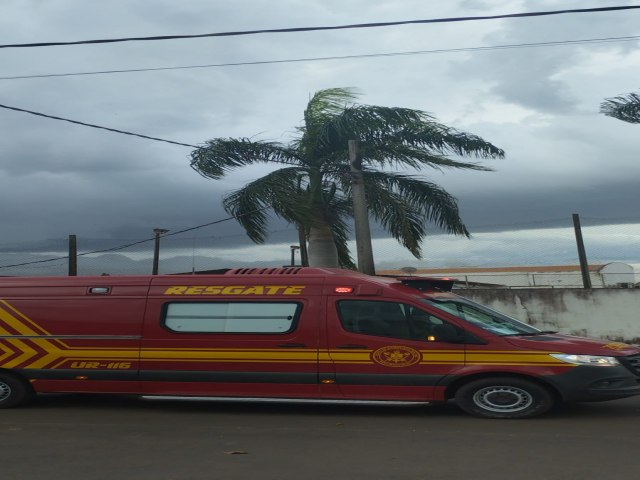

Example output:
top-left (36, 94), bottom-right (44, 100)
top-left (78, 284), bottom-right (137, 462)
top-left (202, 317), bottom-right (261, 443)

top-left (1, 267), bottom-right (639, 418)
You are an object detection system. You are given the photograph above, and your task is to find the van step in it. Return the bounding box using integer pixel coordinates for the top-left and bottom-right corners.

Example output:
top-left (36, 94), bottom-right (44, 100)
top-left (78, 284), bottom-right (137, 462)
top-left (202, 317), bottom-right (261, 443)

top-left (141, 396), bottom-right (430, 406)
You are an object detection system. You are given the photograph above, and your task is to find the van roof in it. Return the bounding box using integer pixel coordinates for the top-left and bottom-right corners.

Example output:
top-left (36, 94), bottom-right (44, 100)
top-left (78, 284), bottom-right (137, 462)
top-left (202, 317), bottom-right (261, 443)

top-left (0, 268), bottom-right (454, 291)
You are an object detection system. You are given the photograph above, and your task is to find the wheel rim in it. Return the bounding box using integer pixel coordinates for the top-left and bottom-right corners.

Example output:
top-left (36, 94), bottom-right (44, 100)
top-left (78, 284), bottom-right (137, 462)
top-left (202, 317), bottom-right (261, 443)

top-left (0, 381), bottom-right (11, 403)
top-left (472, 385), bottom-right (534, 413)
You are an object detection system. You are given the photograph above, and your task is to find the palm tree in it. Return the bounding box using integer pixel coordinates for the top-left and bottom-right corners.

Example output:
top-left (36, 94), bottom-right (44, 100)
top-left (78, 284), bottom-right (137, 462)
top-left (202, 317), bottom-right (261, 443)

top-left (191, 88), bottom-right (504, 268)
top-left (600, 91), bottom-right (640, 124)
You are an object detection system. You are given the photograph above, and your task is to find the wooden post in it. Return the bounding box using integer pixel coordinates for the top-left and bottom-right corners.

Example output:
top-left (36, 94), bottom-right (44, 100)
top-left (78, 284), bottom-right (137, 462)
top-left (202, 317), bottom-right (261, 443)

top-left (349, 140), bottom-right (375, 275)
top-left (152, 228), bottom-right (169, 275)
top-left (68, 235), bottom-right (77, 276)
top-left (572, 214), bottom-right (592, 289)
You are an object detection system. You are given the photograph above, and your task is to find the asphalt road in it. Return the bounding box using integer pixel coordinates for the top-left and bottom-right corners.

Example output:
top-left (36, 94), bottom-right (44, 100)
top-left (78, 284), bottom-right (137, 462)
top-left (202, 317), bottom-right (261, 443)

top-left (1, 394), bottom-right (639, 480)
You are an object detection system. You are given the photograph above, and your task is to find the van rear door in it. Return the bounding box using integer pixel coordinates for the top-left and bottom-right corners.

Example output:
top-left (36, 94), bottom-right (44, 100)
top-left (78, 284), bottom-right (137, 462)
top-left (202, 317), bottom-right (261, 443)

top-left (0, 276), bottom-right (148, 393)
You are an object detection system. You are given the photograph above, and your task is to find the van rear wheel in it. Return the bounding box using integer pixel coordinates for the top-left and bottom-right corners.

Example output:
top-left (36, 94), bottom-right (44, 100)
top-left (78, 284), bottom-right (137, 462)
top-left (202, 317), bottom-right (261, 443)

top-left (0, 372), bottom-right (34, 408)
top-left (455, 377), bottom-right (554, 419)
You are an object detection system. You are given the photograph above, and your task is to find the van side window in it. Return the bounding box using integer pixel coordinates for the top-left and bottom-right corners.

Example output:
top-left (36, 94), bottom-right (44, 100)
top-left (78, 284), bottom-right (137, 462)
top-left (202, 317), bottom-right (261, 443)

top-left (163, 302), bottom-right (300, 333)
top-left (337, 300), bottom-right (453, 341)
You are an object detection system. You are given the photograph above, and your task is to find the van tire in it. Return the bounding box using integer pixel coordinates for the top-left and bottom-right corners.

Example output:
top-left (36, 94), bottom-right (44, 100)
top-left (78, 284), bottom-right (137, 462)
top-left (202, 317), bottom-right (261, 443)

top-left (454, 377), bottom-right (555, 419)
top-left (0, 372), bottom-right (34, 408)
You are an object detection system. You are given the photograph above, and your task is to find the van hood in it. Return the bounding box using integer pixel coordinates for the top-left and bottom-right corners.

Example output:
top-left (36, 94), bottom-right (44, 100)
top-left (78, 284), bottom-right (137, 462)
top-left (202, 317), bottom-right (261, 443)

top-left (504, 333), bottom-right (640, 356)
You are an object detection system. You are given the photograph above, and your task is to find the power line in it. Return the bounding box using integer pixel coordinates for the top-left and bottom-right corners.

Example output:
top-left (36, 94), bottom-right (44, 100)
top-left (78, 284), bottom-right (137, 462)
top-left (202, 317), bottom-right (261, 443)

top-left (0, 208), bottom-right (271, 270)
top-left (1, 6), bottom-right (639, 49)
top-left (0, 227), bottom-right (298, 252)
top-left (0, 103), bottom-right (199, 148)
top-left (2, 34), bottom-right (638, 81)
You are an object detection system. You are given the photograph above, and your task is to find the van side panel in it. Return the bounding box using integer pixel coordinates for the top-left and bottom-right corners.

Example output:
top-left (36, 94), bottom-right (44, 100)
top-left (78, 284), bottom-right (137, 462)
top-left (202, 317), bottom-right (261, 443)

top-left (138, 277), bottom-right (324, 397)
top-left (0, 278), bottom-right (149, 394)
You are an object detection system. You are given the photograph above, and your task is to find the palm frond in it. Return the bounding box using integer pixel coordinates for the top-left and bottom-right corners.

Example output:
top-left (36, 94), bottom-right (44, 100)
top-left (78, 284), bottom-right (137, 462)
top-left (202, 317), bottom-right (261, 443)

top-left (191, 138), bottom-right (302, 179)
top-left (381, 120), bottom-right (505, 159)
top-left (329, 215), bottom-right (356, 269)
top-left (302, 88), bottom-right (360, 153)
top-left (600, 92), bottom-right (640, 124)
top-left (222, 167), bottom-right (310, 243)
top-left (353, 171), bottom-right (470, 258)
top-left (363, 185), bottom-right (427, 258)
top-left (304, 87), bottom-right (360, 127)
top-left (367, 171), bottom-right (469, 234)
top-left (313, 104), bottom-right (504, 164)
top-left (358, 143), bottom-right (493, 172)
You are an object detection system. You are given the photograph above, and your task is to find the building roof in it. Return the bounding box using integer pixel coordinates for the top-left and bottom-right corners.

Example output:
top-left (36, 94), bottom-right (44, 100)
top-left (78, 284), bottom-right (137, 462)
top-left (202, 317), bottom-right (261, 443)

top-left (378, 264), bottom-right (607, 275)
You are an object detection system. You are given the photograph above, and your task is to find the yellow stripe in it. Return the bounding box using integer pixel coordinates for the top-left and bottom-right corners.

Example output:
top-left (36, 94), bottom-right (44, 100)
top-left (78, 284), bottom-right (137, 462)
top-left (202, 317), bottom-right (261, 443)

top-left (0, 340), bottom-right (16, 363)
top-left (466, 350), bottom-right (562, 355)
top-left (142, 347), bottom-right (309, 353)
top-left (466, 362), bottom-right (571, 367)
top-left (422, 353), bottom-right (465, 360)
top-left (0, 303), bottom-right (66, 368)
top-left (466, 352), bottom-right (568, 366)
top-left (0, 302), bottom-right (68, 349)
top-left (326, 361), bottom-right (373, 364)
top-left (0, 301), bottom-right (573, 369)
top-left (142, 358), bottom-right (319, 364)
top-left (141, 349), bottom-right (318, 361)
top-left (0, 306), bottom-right (42, 336)
top-left (49, 357), bottom-right (139, 369)
top-left (325, 352), bottom-right (371, 362)
top-left (2, 339), bottom-right (39, 369)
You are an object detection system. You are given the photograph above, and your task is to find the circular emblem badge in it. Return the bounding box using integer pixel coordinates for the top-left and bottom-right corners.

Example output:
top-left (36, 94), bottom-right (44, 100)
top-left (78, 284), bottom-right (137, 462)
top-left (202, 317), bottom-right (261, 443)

top-left (372, 345), bottom-right (421, 368)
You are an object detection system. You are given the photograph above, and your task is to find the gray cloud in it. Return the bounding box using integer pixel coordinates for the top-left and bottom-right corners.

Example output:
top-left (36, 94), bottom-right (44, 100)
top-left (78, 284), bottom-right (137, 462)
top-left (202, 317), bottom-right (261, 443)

top-left (448, 1), bottom-right (640, 114)
top-left (1, 0), bottom-right (639, 270)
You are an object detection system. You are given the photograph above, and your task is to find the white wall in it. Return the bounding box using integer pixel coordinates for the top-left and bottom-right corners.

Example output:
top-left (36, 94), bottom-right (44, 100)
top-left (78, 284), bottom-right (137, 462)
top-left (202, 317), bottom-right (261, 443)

top-left (457, 288), bottom-right (640, 344)
top-left (416, 263), bottom-right (637, 288)
top-left (600, 262), bottom-right (636, 286)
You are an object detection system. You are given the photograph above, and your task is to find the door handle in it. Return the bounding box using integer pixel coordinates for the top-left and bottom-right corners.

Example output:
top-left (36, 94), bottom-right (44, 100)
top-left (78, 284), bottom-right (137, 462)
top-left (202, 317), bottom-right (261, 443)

top-left (277, 343), bottom-right (307, 348)
top-left (337, 344), bottom-right (369, 349)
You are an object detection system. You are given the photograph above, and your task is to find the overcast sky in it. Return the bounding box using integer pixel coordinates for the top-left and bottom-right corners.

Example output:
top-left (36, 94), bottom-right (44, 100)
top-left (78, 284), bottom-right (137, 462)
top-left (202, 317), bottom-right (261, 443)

top-left (1, 0), bottom-right (639, 274)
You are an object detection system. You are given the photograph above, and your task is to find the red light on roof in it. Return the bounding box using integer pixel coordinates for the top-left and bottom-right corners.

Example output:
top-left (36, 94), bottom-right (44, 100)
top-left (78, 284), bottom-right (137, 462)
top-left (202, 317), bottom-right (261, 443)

top-left (334, 287), bottom-right (354, 293)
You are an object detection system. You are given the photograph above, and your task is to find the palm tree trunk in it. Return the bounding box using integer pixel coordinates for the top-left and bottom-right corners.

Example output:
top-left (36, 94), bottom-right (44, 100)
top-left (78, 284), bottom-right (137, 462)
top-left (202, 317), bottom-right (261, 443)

top-left (307, 222), bottom-right (339, 267)
top-left (305, 167), bottom-right (340, 267)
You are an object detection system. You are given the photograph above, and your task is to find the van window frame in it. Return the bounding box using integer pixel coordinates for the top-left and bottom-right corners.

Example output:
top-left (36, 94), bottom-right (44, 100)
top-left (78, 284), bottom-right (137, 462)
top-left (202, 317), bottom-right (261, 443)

top-left (336, 299), bottom-right (460, 342)
top-left (422, 297), bottom-right (540, 336)
top-left (160, 300), bottom-right (303, 335)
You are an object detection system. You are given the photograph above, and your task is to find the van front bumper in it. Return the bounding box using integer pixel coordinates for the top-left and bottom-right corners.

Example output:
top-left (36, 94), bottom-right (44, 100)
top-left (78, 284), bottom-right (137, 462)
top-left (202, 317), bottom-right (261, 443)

top-left (543, 365), bottom-right (640, 402)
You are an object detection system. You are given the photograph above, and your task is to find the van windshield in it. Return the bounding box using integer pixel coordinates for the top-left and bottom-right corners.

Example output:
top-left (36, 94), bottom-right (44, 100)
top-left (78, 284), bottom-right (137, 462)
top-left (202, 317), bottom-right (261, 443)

top-left (422, 297), bottom-right (542, 336)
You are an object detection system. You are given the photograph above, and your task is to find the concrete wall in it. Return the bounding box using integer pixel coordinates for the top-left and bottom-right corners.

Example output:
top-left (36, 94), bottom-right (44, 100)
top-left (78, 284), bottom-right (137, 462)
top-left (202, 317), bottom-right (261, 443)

top-left (456, 288), bottom-right (640, 344)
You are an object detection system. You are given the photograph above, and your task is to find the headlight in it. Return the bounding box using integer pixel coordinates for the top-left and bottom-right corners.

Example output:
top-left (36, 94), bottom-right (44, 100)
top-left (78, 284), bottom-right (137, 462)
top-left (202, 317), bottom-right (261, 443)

top-left (550, 354), bottom-right (620, 366)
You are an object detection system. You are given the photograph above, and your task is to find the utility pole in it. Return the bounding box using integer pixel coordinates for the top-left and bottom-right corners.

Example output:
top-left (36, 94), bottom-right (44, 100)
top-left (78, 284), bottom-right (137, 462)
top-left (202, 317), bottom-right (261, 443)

top-left (349, 139), bottom-right (375, 275)
top-left (68, 234), bottom-right (77, 276)
top-left (572, 213), bottom-right (592, 289)
top-left (152, 228), bottom-right (169, 275)
top-left (297, 227), bottom-right (309, 266)
top-left (289, 245), bottom-right (300, 266)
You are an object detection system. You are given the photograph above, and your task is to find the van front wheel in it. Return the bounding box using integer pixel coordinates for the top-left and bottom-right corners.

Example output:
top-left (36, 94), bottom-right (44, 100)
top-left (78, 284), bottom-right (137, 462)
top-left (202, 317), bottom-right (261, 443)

top-left (454, 377), bottom-right (554, 419)
top-left (0, 372), bottom-right (34, 408)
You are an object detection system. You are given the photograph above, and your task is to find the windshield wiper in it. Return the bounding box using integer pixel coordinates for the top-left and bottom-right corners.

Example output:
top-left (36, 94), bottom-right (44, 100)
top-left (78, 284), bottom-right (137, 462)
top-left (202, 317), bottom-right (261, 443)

top-left (502, 330), bottom-right (558, 337)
